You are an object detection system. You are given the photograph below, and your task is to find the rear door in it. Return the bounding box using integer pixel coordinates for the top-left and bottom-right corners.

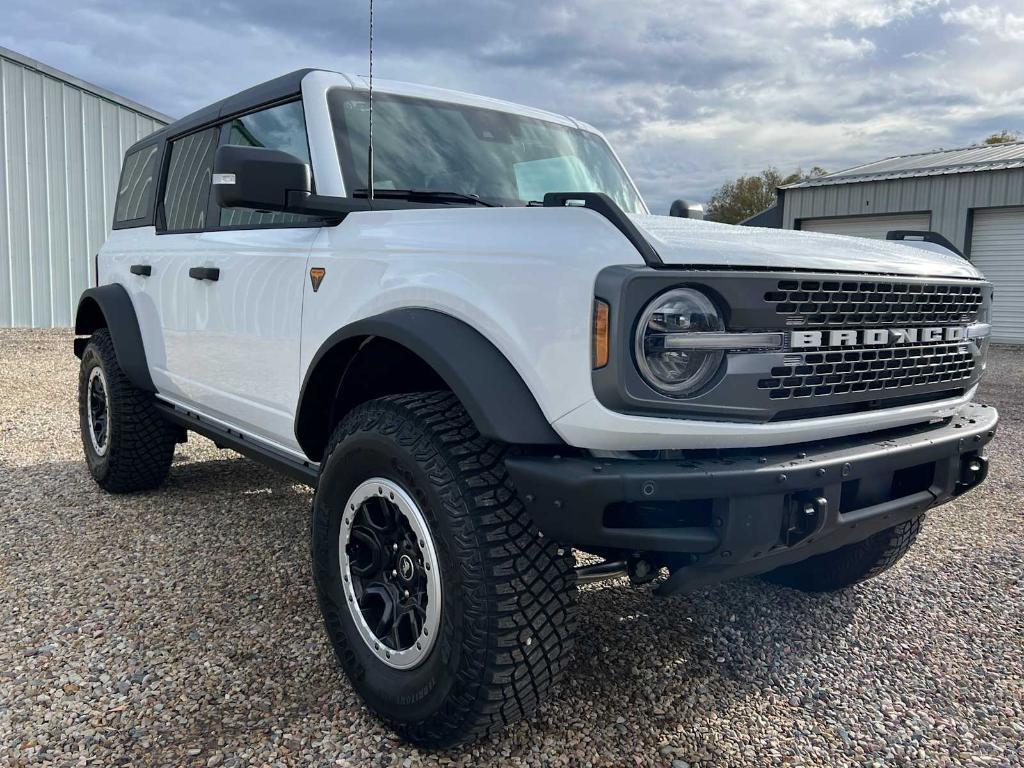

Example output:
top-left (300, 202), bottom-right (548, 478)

top-left (183, 100), bottom-right (324, 450)
top-left (103, 140), bottom-right (196, 400)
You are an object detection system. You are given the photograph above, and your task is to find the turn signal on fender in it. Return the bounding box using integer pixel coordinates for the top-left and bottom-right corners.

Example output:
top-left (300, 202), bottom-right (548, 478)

top-left (593, 299), bottom-right (610, 369)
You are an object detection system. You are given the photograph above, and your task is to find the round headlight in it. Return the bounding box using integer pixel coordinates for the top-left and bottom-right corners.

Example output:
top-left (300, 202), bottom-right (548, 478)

top-left (634, 288), bottom-right (724, 396)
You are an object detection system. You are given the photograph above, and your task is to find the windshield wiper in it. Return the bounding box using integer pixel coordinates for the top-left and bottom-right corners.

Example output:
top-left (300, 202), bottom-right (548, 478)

top-left (352, 188), bottom-right (499, 207)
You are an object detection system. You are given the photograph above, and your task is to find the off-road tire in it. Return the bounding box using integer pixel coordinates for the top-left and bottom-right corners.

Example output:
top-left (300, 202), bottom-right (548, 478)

top-left (78, 329), bottom-right (177, 493)
top-left (762, 515), bottom-right (924, 592)
top-left (311, 391), bottom-right (578, 748)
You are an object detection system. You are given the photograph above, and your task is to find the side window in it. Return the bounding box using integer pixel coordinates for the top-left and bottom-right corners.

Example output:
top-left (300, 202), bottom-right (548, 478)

top-left (163, 128), bottom-right (219, 232)
top-left (114, 144), bottom-right (159, 226)
top-left (218, 100), bottom-right (319, 228)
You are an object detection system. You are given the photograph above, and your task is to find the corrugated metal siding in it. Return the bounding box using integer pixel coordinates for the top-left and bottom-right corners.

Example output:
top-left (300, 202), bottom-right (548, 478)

top-left (783, 170), bottom-right (1024, 252)
top-left (0, 53), bottom-right (168, 327)
top-left (969, 207), bottom-right (1024, 344)
top-left (799, 213), bottom-right (930, 239)
top-left (786, 142), bottom-right (1024, 188)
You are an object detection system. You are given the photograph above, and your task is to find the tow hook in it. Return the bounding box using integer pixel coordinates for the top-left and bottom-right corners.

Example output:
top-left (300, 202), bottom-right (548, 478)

top-left (782, 493), bottom-right (828, 547)
top-left (955, 455), bottom-right (988, 495)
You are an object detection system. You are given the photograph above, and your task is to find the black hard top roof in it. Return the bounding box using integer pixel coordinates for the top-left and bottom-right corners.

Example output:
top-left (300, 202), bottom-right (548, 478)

top-left (126, 68), bottom-right (317, 154)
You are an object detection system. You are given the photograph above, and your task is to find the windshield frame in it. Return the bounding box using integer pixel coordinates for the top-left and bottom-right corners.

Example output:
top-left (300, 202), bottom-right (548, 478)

top-left (327, 87), bottom-right (648, 214)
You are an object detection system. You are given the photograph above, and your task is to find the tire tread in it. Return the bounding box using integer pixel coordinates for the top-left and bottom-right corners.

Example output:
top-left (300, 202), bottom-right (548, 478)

top-left (314, 391), bottom-right (577, 747)
top-left (79, 329), bottom-right (176, 493)
top-left (764, 515), bottom-right (924, 592)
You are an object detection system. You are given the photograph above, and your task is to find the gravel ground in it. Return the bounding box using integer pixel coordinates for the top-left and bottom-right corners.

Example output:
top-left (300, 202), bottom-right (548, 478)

top-left (1, 328), bottom-right (1022, 768)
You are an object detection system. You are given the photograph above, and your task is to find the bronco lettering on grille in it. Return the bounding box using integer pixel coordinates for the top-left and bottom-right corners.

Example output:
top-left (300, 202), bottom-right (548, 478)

top-left (791, 327), bottom-right (966, 349)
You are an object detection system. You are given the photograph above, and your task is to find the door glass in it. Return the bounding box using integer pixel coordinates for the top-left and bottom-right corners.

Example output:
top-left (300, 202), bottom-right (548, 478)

top-left (218, 100), bottom-right (319, 227)
top-left (163, 128), bottom-right (219, 232)
top-left (114, 144), bottom-right (159, 224)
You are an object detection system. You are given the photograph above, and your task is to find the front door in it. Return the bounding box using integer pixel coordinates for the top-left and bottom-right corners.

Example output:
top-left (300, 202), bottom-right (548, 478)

top-left (177, 100), bottom-right (324, 452)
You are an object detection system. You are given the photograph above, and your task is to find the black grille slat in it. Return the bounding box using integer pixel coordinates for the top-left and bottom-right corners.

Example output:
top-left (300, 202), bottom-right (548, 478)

top-left (766, 279), bottom-right (983, 327)
top-left (758, 342), bottom-right (976, 400)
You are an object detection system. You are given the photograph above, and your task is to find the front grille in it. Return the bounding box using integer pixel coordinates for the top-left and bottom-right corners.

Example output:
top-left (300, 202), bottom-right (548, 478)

top-left (758, 342), bottom-right (976, 400)
top-left (765, 279), bottom-right (983, 327)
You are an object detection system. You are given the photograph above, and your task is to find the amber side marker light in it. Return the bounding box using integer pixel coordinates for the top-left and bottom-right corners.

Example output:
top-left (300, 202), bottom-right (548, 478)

top-left (309, 267), bottom-right (327, 292)
top-left (593, 299), bottom-right (610, 369)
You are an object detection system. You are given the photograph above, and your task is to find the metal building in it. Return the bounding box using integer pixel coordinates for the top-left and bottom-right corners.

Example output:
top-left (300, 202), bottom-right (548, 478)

top-left (767, 143), bottom-right (1024, 344)
top-left (1, 47), bottom-right (170, 327)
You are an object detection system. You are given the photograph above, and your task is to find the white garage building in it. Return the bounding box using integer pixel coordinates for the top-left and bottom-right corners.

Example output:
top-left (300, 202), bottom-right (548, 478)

top-left (0, 46), bottom-right (170, 328)
top-left (773, 143), bottom-right (1024, 344)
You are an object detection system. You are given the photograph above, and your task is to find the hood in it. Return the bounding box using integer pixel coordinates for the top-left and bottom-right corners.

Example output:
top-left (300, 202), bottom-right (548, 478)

top-left (628, 214), bottom-right (983, 279)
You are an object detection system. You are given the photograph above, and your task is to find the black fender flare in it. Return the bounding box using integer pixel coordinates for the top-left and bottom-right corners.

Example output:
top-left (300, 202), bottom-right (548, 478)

top-left (73, 285), bottom-right (155, 392)
top-left (295, 308), bottom-right (563, 458)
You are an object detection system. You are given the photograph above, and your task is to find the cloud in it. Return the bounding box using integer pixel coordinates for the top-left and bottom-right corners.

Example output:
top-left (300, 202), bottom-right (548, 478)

top-left (813, 36), bottom-right (878, 59)
top-left (3, 0), bottom-right (1024, 213)
top-left (941, 4), bottom-right (1024, 41)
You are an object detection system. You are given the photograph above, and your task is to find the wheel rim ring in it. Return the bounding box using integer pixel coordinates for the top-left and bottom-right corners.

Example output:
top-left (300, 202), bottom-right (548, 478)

top-left (86, 366), bottom-right (110, 457)
top-left (338, 478), bottom-right (442, 670)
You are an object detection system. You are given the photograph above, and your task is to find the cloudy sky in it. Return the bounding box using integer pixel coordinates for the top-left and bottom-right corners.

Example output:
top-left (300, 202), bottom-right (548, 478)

top-left (4, 0), bottom-right (1023, 212)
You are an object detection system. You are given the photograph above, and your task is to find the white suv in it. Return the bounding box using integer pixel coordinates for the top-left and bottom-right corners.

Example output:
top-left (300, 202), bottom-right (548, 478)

top-left (74, 68), bottom-right (998, 746)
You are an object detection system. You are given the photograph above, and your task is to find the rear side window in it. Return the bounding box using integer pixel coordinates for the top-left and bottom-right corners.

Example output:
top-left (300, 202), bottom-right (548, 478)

top-left (113, 145), bottom-right (159, 226)
top-left (218, 100), bottom-right (319, 228)
top-left (163, 128), bottom-right (219, 232)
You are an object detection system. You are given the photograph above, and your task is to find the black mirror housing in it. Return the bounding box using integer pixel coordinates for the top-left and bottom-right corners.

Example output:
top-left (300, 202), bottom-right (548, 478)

top-left (669, 199), bottom-right (704, 220)
top-left (212, 145), bottom-right (311, 213)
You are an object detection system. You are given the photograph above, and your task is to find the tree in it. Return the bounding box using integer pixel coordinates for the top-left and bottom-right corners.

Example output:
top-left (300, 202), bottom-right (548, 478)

top-left (982, 130), bottom-right (1019, 144)
top-left (705, 166), bottom-right (827, 224)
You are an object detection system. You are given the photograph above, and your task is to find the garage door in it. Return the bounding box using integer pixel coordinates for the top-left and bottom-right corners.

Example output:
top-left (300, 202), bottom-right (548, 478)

top-left (970, 207), bottom-right (1024, 345)
top-left (799, 213), bottom-right (931, 239)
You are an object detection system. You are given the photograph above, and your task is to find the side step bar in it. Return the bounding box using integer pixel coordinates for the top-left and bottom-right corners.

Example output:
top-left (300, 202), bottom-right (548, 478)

top-left (154, 402), bottom-right (319, 487)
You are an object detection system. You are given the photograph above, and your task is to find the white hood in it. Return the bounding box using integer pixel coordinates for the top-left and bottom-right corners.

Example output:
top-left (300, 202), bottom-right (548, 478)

top-left (629, 214), bottom-right (983, 280)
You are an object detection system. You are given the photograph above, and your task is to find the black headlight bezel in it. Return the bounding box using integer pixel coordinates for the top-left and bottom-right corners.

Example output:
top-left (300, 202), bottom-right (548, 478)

top-left (632, 287), bottom-right (727, 398)
top-left (591, 265), bottom-right (991, 423)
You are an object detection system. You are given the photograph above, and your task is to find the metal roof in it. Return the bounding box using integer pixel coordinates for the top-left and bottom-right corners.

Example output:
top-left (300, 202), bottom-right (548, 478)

top-left (0, 46), bottom-right (173, 124)
top-left (783, 141), bottom-right (1024, 189)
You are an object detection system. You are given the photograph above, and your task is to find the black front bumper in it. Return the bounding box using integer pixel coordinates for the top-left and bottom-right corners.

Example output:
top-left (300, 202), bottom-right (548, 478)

top-left (505, 402), bottom-right (998, 595)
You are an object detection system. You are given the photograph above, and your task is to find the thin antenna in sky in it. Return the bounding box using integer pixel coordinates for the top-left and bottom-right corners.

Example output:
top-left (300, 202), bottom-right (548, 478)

top-left (367, 0), bottom-right (374, 202)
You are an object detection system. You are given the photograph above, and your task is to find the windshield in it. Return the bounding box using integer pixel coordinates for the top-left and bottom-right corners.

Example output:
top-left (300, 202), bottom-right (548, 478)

top-left (328, 89), bottom-right (646, 213)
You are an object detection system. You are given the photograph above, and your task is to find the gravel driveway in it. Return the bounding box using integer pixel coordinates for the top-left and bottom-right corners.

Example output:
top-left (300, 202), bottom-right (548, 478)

top-left (1, 329), bottom-right (1022, 768)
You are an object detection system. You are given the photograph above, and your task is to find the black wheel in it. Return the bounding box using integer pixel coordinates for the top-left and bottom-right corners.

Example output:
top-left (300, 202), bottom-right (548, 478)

top-left (762, 516), bottom-right (924, 592)
top-left (311, 392), bottom-right (577, 747)
top-left (78, 329), bottom-right (177, 493)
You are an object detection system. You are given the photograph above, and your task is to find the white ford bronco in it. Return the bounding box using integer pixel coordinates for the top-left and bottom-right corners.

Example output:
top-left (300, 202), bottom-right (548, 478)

top-left (75, 69), bottom-right (998, 746)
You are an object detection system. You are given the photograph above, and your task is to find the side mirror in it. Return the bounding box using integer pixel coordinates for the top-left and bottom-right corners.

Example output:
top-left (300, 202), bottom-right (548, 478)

top-left (669, 199), bottom-right (704, 220)
top-left (212, 145), bottom-right (311, 213)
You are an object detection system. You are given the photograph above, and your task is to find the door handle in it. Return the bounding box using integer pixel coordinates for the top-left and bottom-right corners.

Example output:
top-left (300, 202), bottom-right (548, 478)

top-left (130, 264), bottom-right (151, 277)
top-left (188, 266), bottom-right (220, 281)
